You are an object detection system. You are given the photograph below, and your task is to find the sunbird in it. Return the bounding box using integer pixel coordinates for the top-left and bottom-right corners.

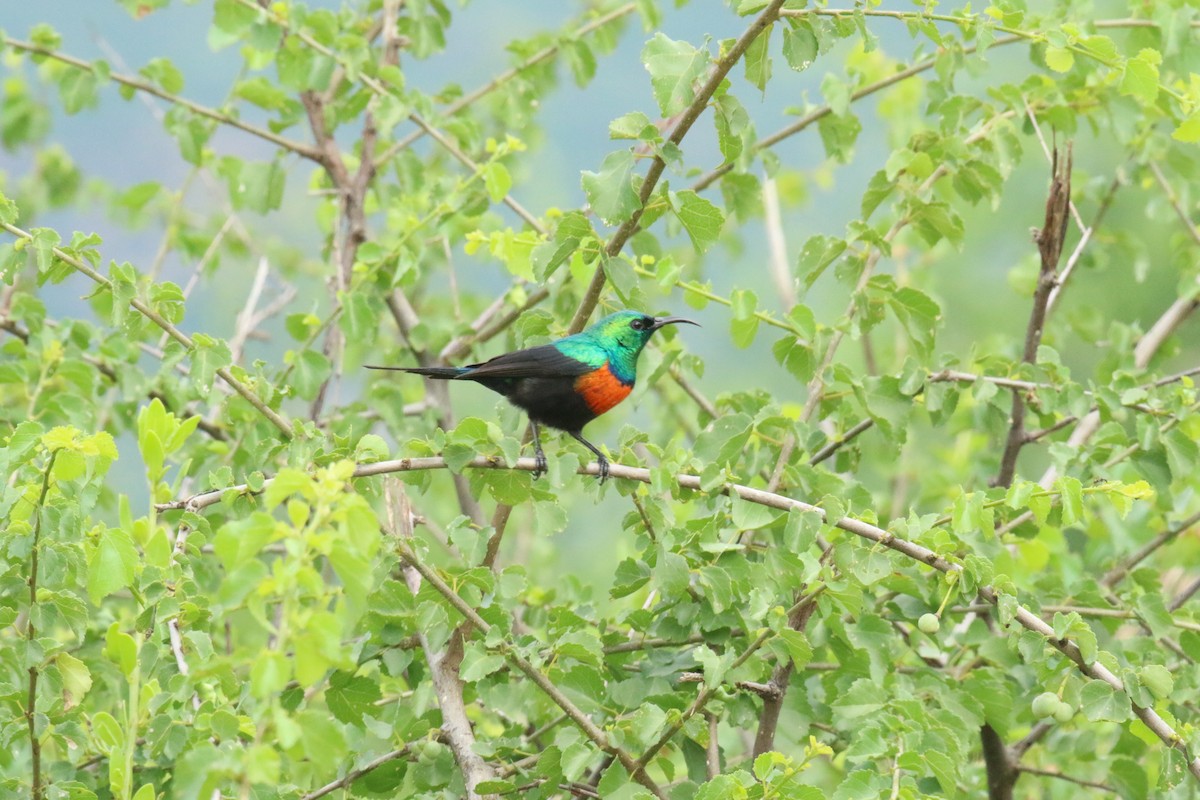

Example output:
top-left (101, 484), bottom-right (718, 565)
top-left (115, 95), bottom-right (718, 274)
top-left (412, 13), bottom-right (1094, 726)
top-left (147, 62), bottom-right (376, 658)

top-left (366, 310), bottom-right (699, 482)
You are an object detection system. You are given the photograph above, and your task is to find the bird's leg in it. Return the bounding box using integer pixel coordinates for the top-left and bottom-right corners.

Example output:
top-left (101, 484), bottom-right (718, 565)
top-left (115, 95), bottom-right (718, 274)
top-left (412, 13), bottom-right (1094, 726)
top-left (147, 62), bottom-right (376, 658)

top-left (529, 420), bottom-right (547, 479)
top-left (570, 432), bottom-right (609, 483)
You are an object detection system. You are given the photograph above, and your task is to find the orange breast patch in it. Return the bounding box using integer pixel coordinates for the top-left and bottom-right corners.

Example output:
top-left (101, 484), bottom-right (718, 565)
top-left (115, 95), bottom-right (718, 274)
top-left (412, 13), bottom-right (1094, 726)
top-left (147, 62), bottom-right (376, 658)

top-left (574, 365), bottom-right (633, 416)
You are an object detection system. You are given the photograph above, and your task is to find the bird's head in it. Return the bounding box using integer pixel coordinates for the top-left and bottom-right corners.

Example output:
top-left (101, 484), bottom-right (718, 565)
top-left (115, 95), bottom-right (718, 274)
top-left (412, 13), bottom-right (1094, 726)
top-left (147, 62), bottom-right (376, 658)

top-left (588, 310), bottom-right (700, 356)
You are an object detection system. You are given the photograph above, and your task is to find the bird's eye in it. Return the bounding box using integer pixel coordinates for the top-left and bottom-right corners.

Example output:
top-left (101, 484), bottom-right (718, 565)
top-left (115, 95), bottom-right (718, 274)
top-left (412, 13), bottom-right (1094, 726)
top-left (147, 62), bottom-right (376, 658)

top-left (630, 318), bottom-right (646, 330)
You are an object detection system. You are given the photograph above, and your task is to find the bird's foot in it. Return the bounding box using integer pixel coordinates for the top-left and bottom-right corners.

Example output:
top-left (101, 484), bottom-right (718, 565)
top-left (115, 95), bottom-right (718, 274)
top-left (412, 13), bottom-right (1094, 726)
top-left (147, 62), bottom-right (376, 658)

top-left (532, 451), bottom-right (548, 480)
top-left (596, 454), bottom-right (609, 484)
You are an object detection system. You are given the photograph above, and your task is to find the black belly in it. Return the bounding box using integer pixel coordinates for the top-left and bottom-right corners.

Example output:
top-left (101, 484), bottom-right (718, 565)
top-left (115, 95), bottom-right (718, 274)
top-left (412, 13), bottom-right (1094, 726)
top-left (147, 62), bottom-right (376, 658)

top-left (473, 375), bottom-right (596, 433)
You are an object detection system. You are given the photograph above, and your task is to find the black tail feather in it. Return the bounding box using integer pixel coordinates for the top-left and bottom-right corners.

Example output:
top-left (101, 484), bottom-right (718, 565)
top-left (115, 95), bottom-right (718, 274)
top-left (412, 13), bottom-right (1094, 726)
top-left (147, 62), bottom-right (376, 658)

top-left (364, 365), bottom-right (467, 379)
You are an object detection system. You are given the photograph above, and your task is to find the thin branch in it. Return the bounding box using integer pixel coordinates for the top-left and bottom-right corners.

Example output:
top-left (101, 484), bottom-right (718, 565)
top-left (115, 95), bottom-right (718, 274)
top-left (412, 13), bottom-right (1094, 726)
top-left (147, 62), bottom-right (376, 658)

top-left (1102, 510), bottom-right (1200, 589)
top-left (4, 37), bottom-right (321, 160)
top-left (1016, 766), bottom-right (1116, 793)
top-left (566, 0), bottom-right (787, 334)
top-left (1046, 171), bottom-right (1123, 315)
top-left (1033, 167), bottom-right (1200, 493)
top-left (0, 222), bottom-right (294, 438)
top-left (1170, 575), bottom-right (1200, 614)
top-left (301, 745), bottom-right (419, 800)
top-left (25, 450), bottom-right (58, 800)
top-left (691, 35), bottom-right (1025, 193)
top-left (1150, 161), bottom-right (1200, 248)
top-left (808, 419), bottom-right (874, 466)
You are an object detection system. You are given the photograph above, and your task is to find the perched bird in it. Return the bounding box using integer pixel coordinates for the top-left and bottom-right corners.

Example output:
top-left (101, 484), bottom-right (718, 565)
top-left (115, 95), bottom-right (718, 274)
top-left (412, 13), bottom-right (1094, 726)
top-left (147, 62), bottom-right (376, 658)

top-left (366, 310), bottom-right (698, 482)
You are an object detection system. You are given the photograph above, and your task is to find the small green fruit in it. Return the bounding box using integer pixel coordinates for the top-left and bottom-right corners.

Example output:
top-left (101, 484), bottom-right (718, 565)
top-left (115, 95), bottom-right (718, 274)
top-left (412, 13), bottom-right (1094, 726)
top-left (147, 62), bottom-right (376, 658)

top-left (917, 613), bottom-right (940, 634)
top-left (1031, 692), bottom-right (1059, 719)
top-left (1053, 701), bottom-right (1073, 723)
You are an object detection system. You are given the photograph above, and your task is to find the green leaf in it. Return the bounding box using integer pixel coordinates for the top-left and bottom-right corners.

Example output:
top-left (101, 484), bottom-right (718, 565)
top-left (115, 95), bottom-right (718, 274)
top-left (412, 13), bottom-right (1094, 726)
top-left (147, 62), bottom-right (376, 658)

top-left (87, 527), bottom-right (138, 605)
top-left (1119, 49), bottom-right (1160, 105)
top-left (581, 149), bottom-right (639, 226)
top-left (672, 190), bottom-right (724, 253)
top-left (799, 234), bottom-right (846, 288)
top-left (191, 334), bottom-right (232, 394)
top-left (104, 624), bottom-right (138, 677)
top-left (291, 349), bottom-right (332, 400)
top-left (693, 413), bottom-right (753, 467)
top-left (777, 629), bottom-right (812, 669)
top-left (0, 192), bottom-right (18, 225)
top-left (1044, 46), bottom-right (1073, 73)
top-left (139, 57), bottom-right (184, 93)
top-left (338, 291), bottom-right (379, 342)
top-left (743, 22), bottom-right (773, 92)
top-left (1172, 110), bottom-right (1200, 143)
top-left (729, 289), bottom-right (759, 348)
top-left (1138, 664), bottom-right (1173, 700)
top-left (56, 651), bottom-right (93, 708)
top-left (483, 162), bottom-right (512, 203)
top-left (460, 643), bottom-right (506, 682)
top-left (609, 111), bottom-right (656, 141)
top-left (1057, 476), bottom-right (1083, 526)
top-left (92, 710), bottom-right (124, 751)
top-left (641, 33), bottom-right (710, 116)
top-left (783, 19), bottom-right (819, 71)
top-left (888, 286), bottom-right (941, 357)
top-left (713, 94), bottom-right (749, 163)
top-left (1079, 680), bottom-right (1131, 722)
top-left (326, 671), bottom-right (382, 726)
top-left (355, 433), bottom-right (390, 462)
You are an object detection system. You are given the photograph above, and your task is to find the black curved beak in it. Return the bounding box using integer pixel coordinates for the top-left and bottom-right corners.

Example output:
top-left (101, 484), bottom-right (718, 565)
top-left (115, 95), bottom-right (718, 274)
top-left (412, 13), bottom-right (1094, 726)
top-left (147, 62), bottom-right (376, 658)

top-left (650, 316), bottom-right (700, 331)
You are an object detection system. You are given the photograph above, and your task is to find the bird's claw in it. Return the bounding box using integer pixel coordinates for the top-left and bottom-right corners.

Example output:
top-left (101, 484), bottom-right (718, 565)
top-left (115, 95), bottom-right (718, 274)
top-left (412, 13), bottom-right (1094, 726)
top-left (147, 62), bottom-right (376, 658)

top-left (532, 451), bottom-right (548, 480)
top-left (596, 455), bottom-right (609, 484)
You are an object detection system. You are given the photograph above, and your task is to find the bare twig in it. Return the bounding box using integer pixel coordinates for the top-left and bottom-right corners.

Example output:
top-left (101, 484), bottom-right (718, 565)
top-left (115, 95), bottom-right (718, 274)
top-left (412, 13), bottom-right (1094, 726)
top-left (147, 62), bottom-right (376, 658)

top-left (762, 176), bottom-right (796, 309)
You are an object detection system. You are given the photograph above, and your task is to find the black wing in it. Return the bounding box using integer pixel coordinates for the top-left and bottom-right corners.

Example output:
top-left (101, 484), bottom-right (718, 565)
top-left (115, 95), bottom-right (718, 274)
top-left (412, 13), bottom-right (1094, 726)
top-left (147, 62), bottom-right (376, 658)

top-left (462, 343), bottom-right (596, 380)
